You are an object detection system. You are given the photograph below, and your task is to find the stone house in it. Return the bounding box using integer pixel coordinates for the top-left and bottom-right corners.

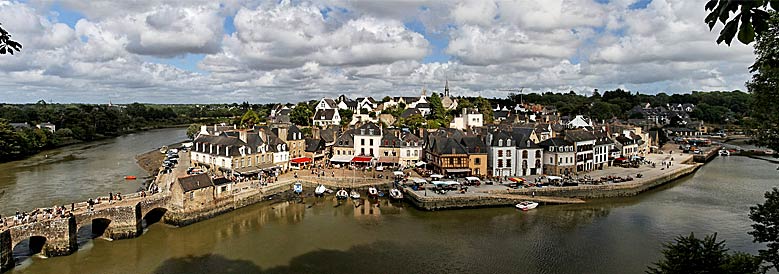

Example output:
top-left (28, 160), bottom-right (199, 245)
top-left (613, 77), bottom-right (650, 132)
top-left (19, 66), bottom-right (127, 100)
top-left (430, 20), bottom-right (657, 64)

top-left (171, 173), bottom-right (214, 209)
top-left (538, 137), bottom-right (576, 176)
top-left (330, 129), bottom-right (355, 164)
top-left (378, 131), bottom-right (401, 167)
top-left (399, 131), bottom-right (423, 168)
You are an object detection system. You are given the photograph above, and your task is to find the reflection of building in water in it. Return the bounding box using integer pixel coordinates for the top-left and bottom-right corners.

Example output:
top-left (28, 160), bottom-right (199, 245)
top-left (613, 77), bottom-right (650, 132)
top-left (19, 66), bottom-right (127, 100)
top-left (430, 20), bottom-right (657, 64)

top-left (353, 199), bottom-right (382, 217)
top-left (273, 201), bottom-right (305, 225)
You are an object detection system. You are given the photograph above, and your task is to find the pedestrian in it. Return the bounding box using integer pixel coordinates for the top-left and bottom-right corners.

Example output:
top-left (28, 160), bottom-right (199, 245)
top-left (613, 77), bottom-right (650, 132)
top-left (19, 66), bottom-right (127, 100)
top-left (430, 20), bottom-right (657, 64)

top-left (109, 192), bottom-right (113, 203)
top-left (532, 191), bottom-right (536, 197)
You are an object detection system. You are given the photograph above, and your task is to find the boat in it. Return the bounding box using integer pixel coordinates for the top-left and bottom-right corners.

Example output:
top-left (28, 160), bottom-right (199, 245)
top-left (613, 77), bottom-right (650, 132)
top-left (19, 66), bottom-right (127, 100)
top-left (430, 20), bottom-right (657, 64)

top-left (350, 190), bottom-right (361, 199)
top-left (389, 188), bottom-right (403, 200)
top-left (293, 183), bottom-right (303, 194)
top-left (315, 185), bottom-right (327, 197)
top-left (336, 189), bottom-right (349, 200)
top-left (124, 175), bottom-right (137, 180)
top-left (159, 145), bottom-right (168, 154)
top-left (367, 187), bottom-right (378, 198)
top-left (515, 201), bottom-right (539, 211)
top-left (718, 150), bottom-right (730, 156)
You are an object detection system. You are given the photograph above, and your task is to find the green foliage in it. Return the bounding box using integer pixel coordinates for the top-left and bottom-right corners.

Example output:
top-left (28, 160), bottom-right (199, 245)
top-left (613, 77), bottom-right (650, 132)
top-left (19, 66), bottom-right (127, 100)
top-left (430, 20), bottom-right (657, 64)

top-left (472, 97), bottom-right (493, 124)
top-left (428, 93), bottom-right (446, 121)
top-left (647, 233), bottom-right (762, 274)
top-left (239, 109), bottom-right (260, 128)
top-left (290, 102), bottom-right (312, 126)
top-left (339, 109), bottom-right (353, 127)
top-left (749, 188), bottom-right (779, 272)
top-left (0, 23), bottom-right (22, 55)
top-left (186, 124), bottom-right (202, 140)
top-left (704, 0), bottom-right (776, 45)
top-left (746, 12), bottom-right (779, 151)
top-left (402, 114), bottom-right (426, 130)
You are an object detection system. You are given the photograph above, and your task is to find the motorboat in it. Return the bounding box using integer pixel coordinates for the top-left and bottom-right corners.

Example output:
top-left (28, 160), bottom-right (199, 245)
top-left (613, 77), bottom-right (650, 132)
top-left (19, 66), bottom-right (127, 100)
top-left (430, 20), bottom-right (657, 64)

top-left (293, 183), bottom-right (303, 194)
top-left (367, 187), bottom-right (379, 198)
top-left (389, 188), bottom-right (403, 200)
top-left (350, 190), bottom-right (361, 199)
top-left (718, 150), bottom-right (730, 156)
top-left (515, 201), bottom-right (539, 211)
top-left (336, 189), bottom-right (349, 200)
top-left (315, 185), bottom-right (327, 197)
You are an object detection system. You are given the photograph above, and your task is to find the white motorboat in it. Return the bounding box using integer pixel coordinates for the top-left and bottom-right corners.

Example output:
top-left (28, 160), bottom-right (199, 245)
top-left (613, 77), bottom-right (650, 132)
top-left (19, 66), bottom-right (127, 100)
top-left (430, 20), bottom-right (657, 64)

top-left (367, 187), bottom-right (379, 198)
top-left (336, 189), bottom-right (348, 200)
top-left (389, 188), bottom-right (403, 200)
top-left (315, 185), bottom-right (327, 197)
top-left (718, 150), bottom-right (730, 156)
top-left (350, 190), bottom-right (361, 199)
top-left (515, 201), bottom-right (539, 211)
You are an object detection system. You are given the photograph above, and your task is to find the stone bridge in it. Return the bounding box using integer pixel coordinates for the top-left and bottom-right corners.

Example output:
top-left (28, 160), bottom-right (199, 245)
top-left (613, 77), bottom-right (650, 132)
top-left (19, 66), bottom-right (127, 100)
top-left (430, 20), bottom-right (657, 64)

top-left (0, 194), bottom-right (170, 272)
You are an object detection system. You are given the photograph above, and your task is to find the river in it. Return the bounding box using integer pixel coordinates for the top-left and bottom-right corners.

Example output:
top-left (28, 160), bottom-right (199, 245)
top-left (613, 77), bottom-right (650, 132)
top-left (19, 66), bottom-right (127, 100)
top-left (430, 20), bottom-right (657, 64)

top-left (0, 128), bottom-right (187, 216)
top-left (7, 149), bottom-right (777, 273)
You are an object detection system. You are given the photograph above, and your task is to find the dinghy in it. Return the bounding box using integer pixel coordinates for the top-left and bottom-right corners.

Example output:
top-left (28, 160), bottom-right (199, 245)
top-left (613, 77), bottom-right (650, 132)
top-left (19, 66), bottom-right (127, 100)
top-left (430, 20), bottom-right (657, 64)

top-left (367, 187), bottom-right (378, 198)
top-left (389, 188), bottom-right (403, 200)
top-left (336, 189), bottom-right (349, 200)
top-left (315, 185), bottom-right (327, 197)
top-left (350, 190), bottom-right (361, 199)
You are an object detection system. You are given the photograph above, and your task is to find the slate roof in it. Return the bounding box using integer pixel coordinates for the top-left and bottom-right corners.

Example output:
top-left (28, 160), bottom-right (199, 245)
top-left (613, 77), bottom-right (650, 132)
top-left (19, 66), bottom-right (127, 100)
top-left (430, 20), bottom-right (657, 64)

top-left (415, 102), bottom-right (430, 109)
top-left (401, 108), bottom-right (422, 118)
top-left (335, 129), bottom-right (355, 147)
top-left (429, 136), bottom-right (467, 155)
top-left (305, 138), bottom-right (325, 152)
top-left (313, 109), bottom-right (338, 121)
top-left (320, 127), bottom-right (338, 144)
top-left (511, 127), bottom-right (539, 148)
top-left (212, 177), bottom-right (230, 186)
top-left (322, 98), bottom-right (338, 108)
top-left (381, 132), bottom-right (401, 148)
top-left (460, 136), bottom-right (486, 154)
top-left (564, 129), bottom-right (597, 143)
top-left (177, 173), bottom-right (213, 192)
top-left (490, 130), bottom-right (512, 147)
top-left (356, 122), bottom-right (381, 136)
top-left (537, 137), bottom-right (573, 149)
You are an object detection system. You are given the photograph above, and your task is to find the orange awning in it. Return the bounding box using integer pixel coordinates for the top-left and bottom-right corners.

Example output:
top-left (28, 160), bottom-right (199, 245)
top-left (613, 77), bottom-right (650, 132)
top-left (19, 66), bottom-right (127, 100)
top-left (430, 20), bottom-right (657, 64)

top-left (291, 157), bottom-right (312, 164)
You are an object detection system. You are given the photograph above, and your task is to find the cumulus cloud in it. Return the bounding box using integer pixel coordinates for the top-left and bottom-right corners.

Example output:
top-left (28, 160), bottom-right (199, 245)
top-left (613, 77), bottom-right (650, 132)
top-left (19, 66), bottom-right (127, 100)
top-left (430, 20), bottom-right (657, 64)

top-left (0, 0), bottom-right (759, 104)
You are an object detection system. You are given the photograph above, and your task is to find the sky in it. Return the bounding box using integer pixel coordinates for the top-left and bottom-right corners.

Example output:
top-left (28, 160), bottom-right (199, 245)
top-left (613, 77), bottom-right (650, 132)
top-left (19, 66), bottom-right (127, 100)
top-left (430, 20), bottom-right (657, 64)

top-left (0, 0), bottom-right (758, 104)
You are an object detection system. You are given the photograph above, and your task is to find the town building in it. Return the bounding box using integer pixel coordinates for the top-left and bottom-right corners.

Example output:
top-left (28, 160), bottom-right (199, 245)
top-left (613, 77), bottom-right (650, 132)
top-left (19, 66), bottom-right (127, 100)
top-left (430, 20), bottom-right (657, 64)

top-left (449, 108), bottom-right (483, 130)
top-left (353, 122), bottom-right (382, 158)
top-left (312, 109), bottom-right (341, 126)
top-left (538, 137), bottom-right (576, 176)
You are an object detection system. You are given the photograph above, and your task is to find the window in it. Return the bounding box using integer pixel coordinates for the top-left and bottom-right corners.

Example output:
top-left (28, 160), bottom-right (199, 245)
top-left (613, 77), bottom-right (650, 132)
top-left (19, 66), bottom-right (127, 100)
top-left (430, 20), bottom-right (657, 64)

top-left (406, 150), bottom-right (411, 157)
top-left (370, 148), bottom-right (374, 156)
top-left (414, 150), bottom-right (418, 156)
top-left (506, 150), bottom-right (512, 157)
top-left (189, 192), bottom-right (194, 200)
top-left (522, 151), bottom-right (528, 158)
top-left (498, 139), bottom-right (503, 146)
top-left (361, 139), bottom-right (365, 146)
top-left (536, 151), bottom-right (541, 158)
top-left (474, 158), bottom-right (480, 165)
top-left (384, 151), bottom-right (389, 156)
top-left (497, 159), bottom-right (503, 168)
top-left (498, 150), bottom-right (503, 157)
top-left (506, 159), bottom-right (512, 167)
top-left (370, 139), bottom-right (374, 146)
top-left (361, 148), bottom-right (365, 155)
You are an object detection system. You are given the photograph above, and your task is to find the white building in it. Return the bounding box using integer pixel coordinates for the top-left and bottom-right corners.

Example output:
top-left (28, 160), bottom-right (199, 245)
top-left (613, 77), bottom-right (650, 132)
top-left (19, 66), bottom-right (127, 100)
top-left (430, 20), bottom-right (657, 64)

top-left (593, 131), bottom-right (614, 169)
top-left (487, 130), bottom-right (514, 177)
top-left (449, 108), bottom-right (483, 130)
top-left (313, 109), bottom-right (341, 126)
top-left (563, 129), bottom-right (597, 173)
top-left (315, 98), bottom-right (339, 110)
top-left (512, 128), bottom-right (544, 176)
top-left (567, 115), bottom-right (593, 130)
top-left (399, 132), bottom-right (423, 168)
top-left (353, 122), bottom-right (382, 157)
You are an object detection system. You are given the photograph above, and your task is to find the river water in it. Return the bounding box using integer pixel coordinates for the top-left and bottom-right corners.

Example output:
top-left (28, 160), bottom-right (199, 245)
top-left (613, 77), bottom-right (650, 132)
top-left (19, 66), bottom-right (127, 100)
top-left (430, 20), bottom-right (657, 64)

top-left (4, 129), bottom-right (778, 274)
top-left (0, 128), bottom-right (187, 215)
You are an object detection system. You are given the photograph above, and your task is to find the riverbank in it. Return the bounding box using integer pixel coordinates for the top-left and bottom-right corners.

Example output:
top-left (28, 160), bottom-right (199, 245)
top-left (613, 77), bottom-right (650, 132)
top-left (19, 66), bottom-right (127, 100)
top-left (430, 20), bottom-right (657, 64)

top-left (135, 140), bottom-right (188, 176)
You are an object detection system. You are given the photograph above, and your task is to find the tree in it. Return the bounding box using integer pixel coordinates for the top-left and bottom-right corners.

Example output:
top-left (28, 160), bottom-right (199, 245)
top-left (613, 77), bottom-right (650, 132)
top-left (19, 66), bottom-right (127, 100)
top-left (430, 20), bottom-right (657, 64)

top-left (473, 97), bottom-right (494, 124)
top-left (705, 0), bottom-right (777, 45)
top-left (749, 188), bottom-right (779, 272)
top-left (290, 102), bottom-right (312, 126)
top-left (0, 23), bottom-right (22, 55)
top-left (239, 109), bottom-right (260, 128)
top-left (647, 233), bottom-right (762, 274)
top-left (339, 109), bottom-right (353, 127)
top-left (428, 93), bottom-right (445, 121)
top-left (186, 124), bottom-right (202, 140)
top-left (746, 12), bottom-right (779, 152)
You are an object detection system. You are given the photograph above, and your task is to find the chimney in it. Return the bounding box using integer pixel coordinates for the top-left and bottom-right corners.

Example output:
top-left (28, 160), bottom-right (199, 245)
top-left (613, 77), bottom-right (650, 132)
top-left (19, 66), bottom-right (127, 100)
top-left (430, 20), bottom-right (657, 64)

top-left (200, 125), bottom-right (207, 136)
top-left (312, 127), bottom-right (320, 139)
top-left (277, 124), bottom-right (289, 140)
top-left (239, 130), bottom-right (248, 143)
top-left (258, 128), bottom-right (267, 142)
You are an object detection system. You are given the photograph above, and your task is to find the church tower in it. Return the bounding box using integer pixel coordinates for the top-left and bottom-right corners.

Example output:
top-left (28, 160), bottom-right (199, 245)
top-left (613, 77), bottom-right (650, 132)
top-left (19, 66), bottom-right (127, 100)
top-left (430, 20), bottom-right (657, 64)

top-left (444, 80), bottom-right (449, 97)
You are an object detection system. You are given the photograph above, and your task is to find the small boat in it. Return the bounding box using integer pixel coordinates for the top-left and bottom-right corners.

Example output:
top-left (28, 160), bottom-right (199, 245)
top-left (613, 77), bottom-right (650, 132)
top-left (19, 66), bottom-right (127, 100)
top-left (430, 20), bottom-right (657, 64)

top-left (293, 183), bottom-right (303, 194)
top-left (389, 188), bottom-right (403, 200)
top-left (367, 187), bottom-right (378, 198)
top-left (336, 189), bottom-right (348, 200)
top-left (350, 190), bottom-right (361, 199)
top-left (124, 175), bottom-right (137, 180)
top-left (718, 150), bottom-right (730, 156)
top-left (515, 201), bottom-right (539, 211)
top-left (159, 145), bottom-right (168, 154)
top-left (315, 185), bottom-right (327, 197)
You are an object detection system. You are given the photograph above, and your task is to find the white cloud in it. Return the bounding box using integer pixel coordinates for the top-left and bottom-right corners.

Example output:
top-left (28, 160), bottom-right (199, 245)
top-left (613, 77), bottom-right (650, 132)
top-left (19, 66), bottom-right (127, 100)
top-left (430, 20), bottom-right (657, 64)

top-left (0, 0), bottom-right (760, 104)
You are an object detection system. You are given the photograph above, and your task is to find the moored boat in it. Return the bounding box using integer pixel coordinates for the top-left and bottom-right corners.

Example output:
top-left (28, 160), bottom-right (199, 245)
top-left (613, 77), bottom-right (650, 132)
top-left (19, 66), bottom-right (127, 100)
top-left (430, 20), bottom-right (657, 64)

top-left (315, 185), bottom-right (327, 197)
top-left (350, 190), bottom-right (361, 199)
top-left (389, 188), bottom-right (403, 200)
top-left (515, 201), bottom-right (539, 211)
top-left (718, 150), bottom-right (730, 156)
top-left (293, 183), bottom-right (303, 194)
top-left (124, 175), bottom-right (137, 180)
top-left (336, 189), bottom-right (349, 200)
top-left (367, 187), bottom-right (378, 198)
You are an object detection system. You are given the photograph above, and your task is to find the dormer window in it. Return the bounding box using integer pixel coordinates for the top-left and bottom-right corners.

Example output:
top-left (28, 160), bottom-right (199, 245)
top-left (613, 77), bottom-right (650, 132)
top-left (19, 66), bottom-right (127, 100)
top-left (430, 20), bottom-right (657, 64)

top-left (498, 139), bottom-right (503, 146)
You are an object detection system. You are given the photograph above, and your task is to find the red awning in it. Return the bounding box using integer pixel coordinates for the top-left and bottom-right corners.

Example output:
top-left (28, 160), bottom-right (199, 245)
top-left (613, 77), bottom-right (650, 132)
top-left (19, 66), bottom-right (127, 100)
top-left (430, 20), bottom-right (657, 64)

top-left (291, 157), bottom-right (312, 164)
top-left (351, 156), bottom-right (373, 163)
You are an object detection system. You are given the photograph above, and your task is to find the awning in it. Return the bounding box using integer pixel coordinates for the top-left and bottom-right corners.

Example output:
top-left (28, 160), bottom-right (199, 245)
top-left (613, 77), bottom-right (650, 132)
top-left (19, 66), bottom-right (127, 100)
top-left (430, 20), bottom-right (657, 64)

top-left (615, 157), bottom-right (627, 161)
top-left (330, 155), bottom-right (354, 162)
top-left (393, 171), bottom-right (404, 176)
top-left (378, 156), bottom-right (399, 163)
top-left (508, 177), bottom-right (526, 182)
top-left (411, 177), bottom-right (428, 184)
top-left (351, 156), bottom-right (373, 163)
top-left (465, 176), bottom-right (480, 181)
top-left (430, 174), bottom-right (444, 179)
top-left (446, 168), bottom-right (471, 173)
top-left (290, 157), bottom-right (312, 164)
top-left (415, 161), bottom-right (427, 166)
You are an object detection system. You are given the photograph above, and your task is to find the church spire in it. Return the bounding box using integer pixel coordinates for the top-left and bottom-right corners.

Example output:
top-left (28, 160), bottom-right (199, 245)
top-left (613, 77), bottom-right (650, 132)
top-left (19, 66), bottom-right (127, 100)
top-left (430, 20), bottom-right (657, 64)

top-left (444, 80), bottom-right (449, 97)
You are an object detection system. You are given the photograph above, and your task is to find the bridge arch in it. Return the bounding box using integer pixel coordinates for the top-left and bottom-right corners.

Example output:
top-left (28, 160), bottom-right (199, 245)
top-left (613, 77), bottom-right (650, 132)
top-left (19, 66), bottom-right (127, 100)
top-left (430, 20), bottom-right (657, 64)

top-left (141, 208), bottom-right (168, 228)
top-left (12, 235), bottom-right (47, 262)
